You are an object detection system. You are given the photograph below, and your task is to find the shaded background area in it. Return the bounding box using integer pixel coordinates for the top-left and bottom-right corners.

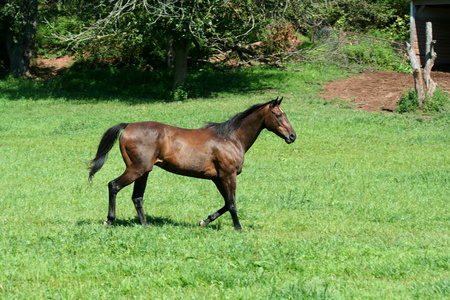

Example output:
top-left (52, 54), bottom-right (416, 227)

top-left (1, 58), bottom-right (291, 103)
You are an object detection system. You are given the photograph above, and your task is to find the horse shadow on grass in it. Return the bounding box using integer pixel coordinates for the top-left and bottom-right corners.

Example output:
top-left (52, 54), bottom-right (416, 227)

top-left (77, 214), bottom-right (222, 230)
top-left (115, 215), bottom-right (185, 227)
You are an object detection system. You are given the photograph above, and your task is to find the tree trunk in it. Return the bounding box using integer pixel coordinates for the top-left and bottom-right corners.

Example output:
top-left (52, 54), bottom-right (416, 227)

top-left (423, 22), bottom-right (437, 98)
top-left (6, 0), bottom-right (38, 78)
top-left (166, 34), bottom-right (175, 70)
top-left (172, 38), bottom-right (191, 90)
top-left (404, 42), bottom-right (425, 108)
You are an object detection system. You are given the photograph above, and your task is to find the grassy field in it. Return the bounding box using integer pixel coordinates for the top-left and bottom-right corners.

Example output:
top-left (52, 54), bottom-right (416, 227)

top-left (0, 64), bottom-right (449, 299)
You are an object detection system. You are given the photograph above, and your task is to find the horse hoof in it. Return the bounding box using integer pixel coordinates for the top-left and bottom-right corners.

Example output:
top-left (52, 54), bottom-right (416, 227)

top-left (102, 220), bottom-right (112, 226)
top-left (199, 220), bottom-right (207, 227)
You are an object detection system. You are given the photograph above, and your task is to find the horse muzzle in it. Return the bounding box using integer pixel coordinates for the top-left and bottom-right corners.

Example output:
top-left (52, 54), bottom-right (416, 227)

top-left (285, 132), bottom-right (296, 144)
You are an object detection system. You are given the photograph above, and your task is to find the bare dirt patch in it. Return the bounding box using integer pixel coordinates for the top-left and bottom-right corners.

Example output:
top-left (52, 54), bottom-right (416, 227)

top-left (31, 55), bottom-right (74, 79)
top-left (321, 70), bottom-right (450, 112)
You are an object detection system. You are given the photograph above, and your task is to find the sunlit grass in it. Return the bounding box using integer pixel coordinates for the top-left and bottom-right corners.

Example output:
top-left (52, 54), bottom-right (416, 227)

top-left (0, 64), bottom-right (448, 299)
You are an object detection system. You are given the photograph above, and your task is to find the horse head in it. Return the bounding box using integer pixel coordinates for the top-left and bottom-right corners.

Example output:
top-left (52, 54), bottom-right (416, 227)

top-left (264, 97), bottom-right (296, 144)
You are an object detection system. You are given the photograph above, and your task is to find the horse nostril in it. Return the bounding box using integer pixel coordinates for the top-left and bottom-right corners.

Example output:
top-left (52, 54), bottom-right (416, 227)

top-left (290, 132), bottom-right (296, 140)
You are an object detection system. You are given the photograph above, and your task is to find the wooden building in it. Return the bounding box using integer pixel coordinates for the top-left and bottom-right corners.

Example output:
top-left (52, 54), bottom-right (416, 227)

top-left (410, 0), bottom-right (450, 70)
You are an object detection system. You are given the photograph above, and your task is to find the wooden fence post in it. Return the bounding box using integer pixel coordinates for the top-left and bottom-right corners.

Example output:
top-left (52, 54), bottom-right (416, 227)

top-left (423, 22), bottom-right (437, 98)
top-left (404, 42), bottom-right (425, 107)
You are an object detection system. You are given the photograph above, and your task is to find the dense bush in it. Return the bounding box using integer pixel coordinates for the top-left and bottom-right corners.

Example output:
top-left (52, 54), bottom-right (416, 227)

top-left (424, 88), bottom-right (450, 113)
top-left (396, 89), bottom-right (420, 113)
top-left (396, 88), bottom-right (450, 114)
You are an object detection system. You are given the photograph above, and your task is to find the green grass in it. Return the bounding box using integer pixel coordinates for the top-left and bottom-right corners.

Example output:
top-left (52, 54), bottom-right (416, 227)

top-left (0, 64), bottom-right (449, 299)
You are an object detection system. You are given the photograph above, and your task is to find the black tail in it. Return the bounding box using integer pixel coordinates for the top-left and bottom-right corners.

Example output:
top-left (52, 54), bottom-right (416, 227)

top-left (88, 123), bottom-right (129, 181)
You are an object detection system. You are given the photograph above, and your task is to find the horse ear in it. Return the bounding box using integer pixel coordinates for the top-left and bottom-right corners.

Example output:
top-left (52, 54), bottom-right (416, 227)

top-left (270, 97), bottom-right (279, 108)
top-left (278, 97), bottom-right (283, 106)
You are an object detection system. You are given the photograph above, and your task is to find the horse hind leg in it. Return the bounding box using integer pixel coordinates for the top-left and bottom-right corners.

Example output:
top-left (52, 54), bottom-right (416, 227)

top-left (132, 172), bottom-right (149, 226)
top-left (104, 170), bottom-right (142, 226)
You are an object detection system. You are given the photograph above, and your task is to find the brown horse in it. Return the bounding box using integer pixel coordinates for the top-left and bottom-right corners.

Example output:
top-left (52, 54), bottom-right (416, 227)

top-left (88, 97), bottom-right (296, 230)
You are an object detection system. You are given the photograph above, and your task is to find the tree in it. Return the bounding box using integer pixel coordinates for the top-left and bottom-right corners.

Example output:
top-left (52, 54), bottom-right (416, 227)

top-left (1, 0), bottom-right (38, 77)
top-left (42, 0), bottom-right (411, 89)
top-left (47, 0), bottom-right (257, 89)
top-left (405, 21), bottom-right (437, 108)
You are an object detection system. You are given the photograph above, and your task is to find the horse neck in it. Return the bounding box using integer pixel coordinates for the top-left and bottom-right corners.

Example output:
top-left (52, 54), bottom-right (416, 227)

top-left (233, 109), bottom-right (266, 152)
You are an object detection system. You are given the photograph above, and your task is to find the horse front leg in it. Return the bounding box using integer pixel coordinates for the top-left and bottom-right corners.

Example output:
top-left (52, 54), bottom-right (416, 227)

top-left (200, 176), bottom-right (242, 231)
top-left (199, 206), bottom-right (228, 227)
top-left (224, 179), bottom-right (242, 231)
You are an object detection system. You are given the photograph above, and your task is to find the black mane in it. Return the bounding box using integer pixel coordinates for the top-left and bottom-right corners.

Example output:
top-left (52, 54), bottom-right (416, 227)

top-left (204, 100), bottom-right (271, 137)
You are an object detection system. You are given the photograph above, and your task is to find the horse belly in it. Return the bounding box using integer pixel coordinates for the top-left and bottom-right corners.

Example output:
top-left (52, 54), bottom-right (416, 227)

top-left (156, 159), bottom-right (217, 179)
top-left (156, 145), bottom-right (217, 179)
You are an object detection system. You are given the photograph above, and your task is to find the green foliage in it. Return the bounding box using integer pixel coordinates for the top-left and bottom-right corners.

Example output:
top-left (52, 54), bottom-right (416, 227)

top-left (396, 88), bottom-right (450, 114)
top-left (35, 16), bottom-right (83, 57)
top-left (425, 88), bottom-right (450, 113)
top-left (340, 41), bottom-right (410, 73)
top-left (36, 1), bottom-right (166, 67)
top-left (0, 64), bottom-right (448, 299)
top-left (33, 0), bottom-right (412, 71)
top-left (316, 0), bottom-right (399, 32)
top-left (396, 88), bottom-right (420, 113)
top-left (36, 0), bottom-right (259, 68)
top-left (381, 15), bottom-right (410, 42)
top-left (171, 85), bottom-right (189, 101)
top-left (0, 0), bottom-right (27, 36)
top-left (311, 28), bottom-right (411, 74)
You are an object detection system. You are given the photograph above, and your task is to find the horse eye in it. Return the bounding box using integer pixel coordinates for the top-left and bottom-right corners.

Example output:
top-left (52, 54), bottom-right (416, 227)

top-left (276, 113), bottom-right (282, 118)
